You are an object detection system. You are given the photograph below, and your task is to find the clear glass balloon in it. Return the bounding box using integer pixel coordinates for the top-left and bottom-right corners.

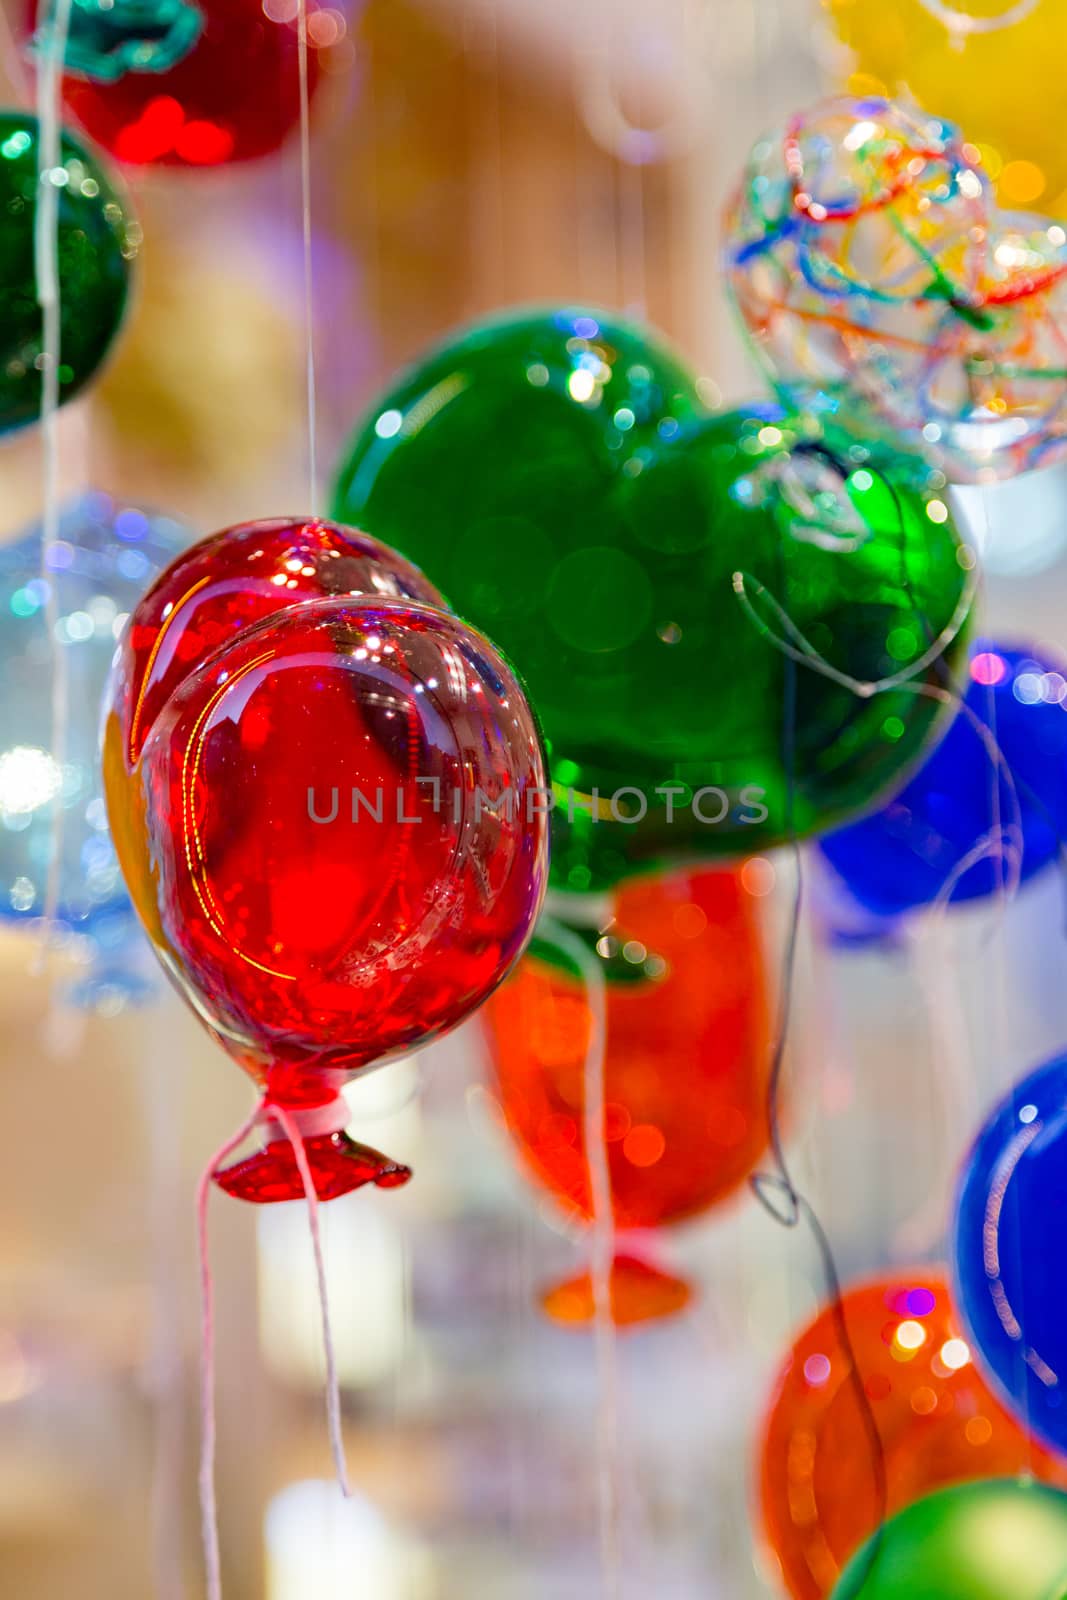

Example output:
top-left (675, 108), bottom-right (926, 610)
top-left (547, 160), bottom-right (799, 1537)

top-left (726, 98), bottom-right (1067, 482)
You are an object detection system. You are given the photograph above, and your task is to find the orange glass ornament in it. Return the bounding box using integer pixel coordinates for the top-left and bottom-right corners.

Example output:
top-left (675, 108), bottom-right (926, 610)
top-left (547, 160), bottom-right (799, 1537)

top-left (758, 1269), bottom-right (1067, 1600)
top-left (483, 867), bottom-right (771, 1324)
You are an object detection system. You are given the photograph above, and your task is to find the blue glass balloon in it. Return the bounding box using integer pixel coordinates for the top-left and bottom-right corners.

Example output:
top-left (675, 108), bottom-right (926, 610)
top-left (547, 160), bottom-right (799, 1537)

top-left (0, 491), bottom-right (191, 1007)
top-left (953, 1051), bottom-right (1067, 1456)
top-left (818, 640), bottom-right (1067, 921)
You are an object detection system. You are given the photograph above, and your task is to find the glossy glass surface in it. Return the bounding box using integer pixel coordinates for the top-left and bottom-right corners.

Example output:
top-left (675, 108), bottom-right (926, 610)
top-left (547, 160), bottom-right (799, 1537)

top-left (105, 589), bottom-right (549, 1114)
top-left (725, 97), bottom-right (1067, 483)
top-left (760, 1270), bottom-right (1067, 1600)
top-left (825, 0), bottom-right (1067, 217)
top-left (819, 640), bottom-right (1067, 919)
top-left (107, 515), bottom-right (444, 774)
top-left (0, 492), bottom-right (189, 1005)
top-left (333, 308), bottom-right (974, 892)
top-left (483, 868), bottom-right (770, 1323)
top-left (29, 0), bottom-right (203, 83)
top-left (830, 1479), bottom-right (1067, 1600)
top-left (37, 0), bottom-right (323, 165)
top-left (953, 1051), bottom-right (1067, 1455)
top-left (0, 112), bottom-right (137, 434)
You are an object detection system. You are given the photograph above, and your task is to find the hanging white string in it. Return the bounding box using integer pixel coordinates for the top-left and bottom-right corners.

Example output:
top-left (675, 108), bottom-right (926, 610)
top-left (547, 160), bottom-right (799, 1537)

top-left (893, 727), bottom-right (1024, 1258)
top-left (35, 0), bottom-right (74, 967)
top-left (144, 1038), bottom-right (188, 1600)
top-left (979, 648), bottom-right (1039, 1476)
top-left (734, 555), bottom-right (1037, 1301)
top-left (196, 1101), bottom-right (266, 1600)
top-left (618, 0), bottom-right (648, 321)
top-left (271, 1103), bottom-right (352, 1497)
top-left (538, 914), bottom-right (619, 1599)
top-left (296, 0), bottom-right (318, 514)
top-left (733, 550), bottom-right (1017, 1588)
top-left (291, 0), bottom-right (354, 1504)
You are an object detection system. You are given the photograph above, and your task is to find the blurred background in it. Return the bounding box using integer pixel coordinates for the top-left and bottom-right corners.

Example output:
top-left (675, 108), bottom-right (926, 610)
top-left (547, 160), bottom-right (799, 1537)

top-left (3, 1), bottom-right (1067, 1595)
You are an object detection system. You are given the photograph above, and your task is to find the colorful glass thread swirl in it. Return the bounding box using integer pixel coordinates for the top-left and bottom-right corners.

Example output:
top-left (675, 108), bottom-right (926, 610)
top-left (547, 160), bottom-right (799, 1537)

top-left (726, 97), bottom-right (1067, 483)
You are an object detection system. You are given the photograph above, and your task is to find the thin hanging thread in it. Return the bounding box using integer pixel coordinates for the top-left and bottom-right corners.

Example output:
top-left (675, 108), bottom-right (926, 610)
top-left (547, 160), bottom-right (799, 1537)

top-left (538, 914), bottom-right (620, 1600)
top-left (196, 1102), bottom-right (265, 1600)
top-left (297, 0), bottom-right (318, 515)
top-left (477, 0), bottom-right (506, 302)
top-left (917, 0), bottom-right (1039, 35)
top-left (197, 1097), bottom-right (353, 1600)
top-left (747, 688), bottom-right (890, 1591)
top-left (618, 0), bottom-right (648, 320)
top-left (580, 1), bottom-right (617, 310)
top-left (271, 1103), bottom-right (352, 1497)
top-left (738, 513), bottom-right (957, 1587)
top-left (145, 1041), bottom-right (187, 1600)
top-left (966, 489), bottom-right (1038, 1476)
top-left (35, 0), bottom-right (74, 967)
top-left (983, 671), bottom-right (1038, 1476)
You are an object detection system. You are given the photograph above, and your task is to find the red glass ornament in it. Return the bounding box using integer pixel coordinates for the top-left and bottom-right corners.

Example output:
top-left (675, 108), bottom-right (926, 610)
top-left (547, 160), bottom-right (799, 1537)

top-left (483, 867), bottom-right (772, 1324)
top-left (33, 0), bottom-right (326, 167)
top-left (758, 1269), bottom-right (1067, 1600)
top-left (104, 518), bottom-right (549, 1201)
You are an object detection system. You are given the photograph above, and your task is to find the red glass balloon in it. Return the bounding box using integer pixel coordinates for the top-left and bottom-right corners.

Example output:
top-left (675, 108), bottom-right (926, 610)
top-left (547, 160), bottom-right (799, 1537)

top-left (483, 867), bottom-right (771, 1324)
top-left (33, 0), bottom-right (326, 167)
top-left (758, 1269), bottom-right (1067, 1600)
top-left (104, 520), bottom-right (549, 1201)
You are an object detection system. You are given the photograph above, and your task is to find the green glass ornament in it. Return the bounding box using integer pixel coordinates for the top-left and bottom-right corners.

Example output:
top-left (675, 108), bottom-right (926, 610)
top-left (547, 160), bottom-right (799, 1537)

top-left (0, 112), bottom-right (138, 434)
top-left (332, 307), bottom-right (974, 894)
top-left (831, 1479), bottom-right (1067, 1600)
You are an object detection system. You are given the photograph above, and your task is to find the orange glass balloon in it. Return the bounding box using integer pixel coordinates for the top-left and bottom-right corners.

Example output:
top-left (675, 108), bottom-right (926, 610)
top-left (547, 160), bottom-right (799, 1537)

top-left (483, 867), bottom-right (771, 1324)
top-left (758, 1269), bottom-right (1067, 1600)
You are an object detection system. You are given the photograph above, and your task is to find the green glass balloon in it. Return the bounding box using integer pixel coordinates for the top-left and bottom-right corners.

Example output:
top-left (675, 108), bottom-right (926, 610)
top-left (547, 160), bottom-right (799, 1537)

top-left (0, 112), bottom-right (138, 434)
top-left (332, 307), bottom-right (974, 893)
top-left (831, 1479), bottom-right (1067, 1600)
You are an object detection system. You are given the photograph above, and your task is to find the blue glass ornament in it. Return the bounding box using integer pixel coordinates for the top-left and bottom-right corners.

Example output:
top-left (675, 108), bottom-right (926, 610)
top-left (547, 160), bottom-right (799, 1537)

top-left (818, 640), bottom-right (1067, 922)
top-left (954, 1051), bottom-right (1067, 1456)
top-left (0, 491), bottom-right (191, 1007)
